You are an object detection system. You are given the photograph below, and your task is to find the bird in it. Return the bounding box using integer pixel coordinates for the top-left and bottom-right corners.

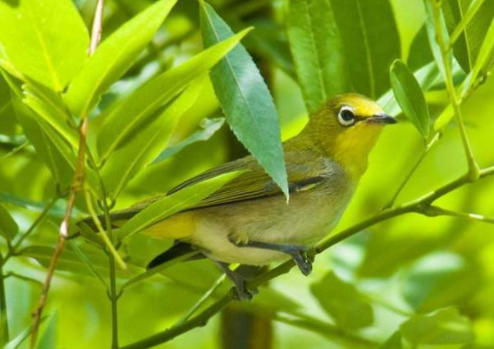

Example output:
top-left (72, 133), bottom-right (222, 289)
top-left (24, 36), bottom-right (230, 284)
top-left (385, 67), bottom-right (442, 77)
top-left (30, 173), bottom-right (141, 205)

top-left (84, 93), bottom-right (396, 300)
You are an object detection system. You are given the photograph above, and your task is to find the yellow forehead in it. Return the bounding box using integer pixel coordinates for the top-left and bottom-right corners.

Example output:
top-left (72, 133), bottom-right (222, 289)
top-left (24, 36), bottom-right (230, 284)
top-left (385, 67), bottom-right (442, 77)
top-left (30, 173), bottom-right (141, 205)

top-left (332, 93), bottom-right (384, 118)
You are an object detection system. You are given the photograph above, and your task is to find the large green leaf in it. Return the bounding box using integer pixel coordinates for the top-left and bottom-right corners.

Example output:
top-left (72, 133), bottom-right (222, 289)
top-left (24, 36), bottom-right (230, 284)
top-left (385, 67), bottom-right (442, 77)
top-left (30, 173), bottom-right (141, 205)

top-left (0, 0), bottom-right (89, 91)
top-left (118, 172), bottom-right (241, 240)
top-left (400, 307), bottom-right (475, 345)
top-left (287, 0), bottom-right (350, 113)
top-left (101, 76), bottom-right (206, 198)
top-left (310, 272), bottom-right (374, 329)
top-left (330, 0), bottom-right (400, 99)
top-left (408, 24), bottom-right (434, 71)
top-left (200, 2), bottom-right (289, 198)
top-left (0, 203), bottom-right (18, 241)
top-left (390, 59), bottom-right (430, 139)
top-left (96, 29), bottom-right (250, 163)
top-left (64, 0), bottom-right (178, 117)
top-left (22, 84), bottom-right (79, 149)
top-left (443, 0), bottom-right (494, 73)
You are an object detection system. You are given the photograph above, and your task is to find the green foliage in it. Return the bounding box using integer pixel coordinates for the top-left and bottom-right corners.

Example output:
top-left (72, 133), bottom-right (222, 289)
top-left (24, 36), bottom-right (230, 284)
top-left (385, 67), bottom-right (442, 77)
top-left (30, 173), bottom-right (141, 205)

top-left (64, 0), bottom-right (178, 118)
top-left (390, 59), bottom-right (430, 139)
top-left (310, 272), bottom-right (374, 329)
top-left (287, 0), bottom-right (350, 113)
top-left (0, 0), bottom-right (493, 348)
top-left (200, 1), bottom-right (289, 198)
top-left (400, 307), bottom-right (475, 345)
top-left (0, 0), bottom-right (89, 91)
top-left (330, 0), bottom-right (401, 99)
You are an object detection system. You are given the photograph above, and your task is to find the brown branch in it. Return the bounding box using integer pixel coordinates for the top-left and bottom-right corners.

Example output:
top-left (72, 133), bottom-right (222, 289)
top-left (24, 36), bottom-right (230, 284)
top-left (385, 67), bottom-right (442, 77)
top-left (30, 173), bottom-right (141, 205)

top-left (30, 1), bottom-right (104, 346)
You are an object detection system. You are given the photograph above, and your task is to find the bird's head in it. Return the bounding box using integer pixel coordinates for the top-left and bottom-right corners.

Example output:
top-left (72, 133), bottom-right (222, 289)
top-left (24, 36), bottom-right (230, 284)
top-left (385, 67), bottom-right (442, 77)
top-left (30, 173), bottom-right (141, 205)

top-left (296, 93), bottom-right (397, 180)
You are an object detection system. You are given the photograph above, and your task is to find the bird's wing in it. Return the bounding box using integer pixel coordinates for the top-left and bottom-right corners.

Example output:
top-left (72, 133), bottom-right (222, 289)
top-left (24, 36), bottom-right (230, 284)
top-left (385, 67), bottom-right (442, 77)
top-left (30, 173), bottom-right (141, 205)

top-left (169, 152), bottom-right (327, 210)
top-left (107, 152), bottom-right (327, 221)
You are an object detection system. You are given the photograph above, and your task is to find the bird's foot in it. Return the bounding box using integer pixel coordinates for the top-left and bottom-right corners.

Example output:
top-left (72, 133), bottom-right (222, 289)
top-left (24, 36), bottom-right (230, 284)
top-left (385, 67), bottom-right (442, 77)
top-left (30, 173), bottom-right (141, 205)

top-left (215, 261), bottom-right (258, 301)
top-left (232, 239), bottom-right (315, 276)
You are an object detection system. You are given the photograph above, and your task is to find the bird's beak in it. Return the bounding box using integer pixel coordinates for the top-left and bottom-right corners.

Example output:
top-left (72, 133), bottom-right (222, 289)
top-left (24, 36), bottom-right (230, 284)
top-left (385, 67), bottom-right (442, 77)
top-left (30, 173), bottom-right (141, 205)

top-left (368, 114), bottom-right (397, 125)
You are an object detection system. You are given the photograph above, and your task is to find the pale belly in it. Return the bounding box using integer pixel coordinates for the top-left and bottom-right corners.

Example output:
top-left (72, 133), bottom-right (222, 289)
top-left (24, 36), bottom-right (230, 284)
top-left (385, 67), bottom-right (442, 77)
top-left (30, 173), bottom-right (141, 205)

top-left (187, 181), bottom-right (354, 266)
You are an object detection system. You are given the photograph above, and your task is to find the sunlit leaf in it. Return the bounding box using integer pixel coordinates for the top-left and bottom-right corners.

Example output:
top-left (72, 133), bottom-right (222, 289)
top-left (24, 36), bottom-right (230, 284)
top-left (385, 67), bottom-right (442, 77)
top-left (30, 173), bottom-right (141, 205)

top-left (0, 203), bottom-right (18, 241)
top-left (287, 0), bottom-right (350, 113)
top-left (97, 29), bottom-right (251, 163)
top-left (330, 0), bottom-right (400, 99)
top-left (310, 272), bottom-right (374, 329)
top-left (390, 59), bottom-right (430, 139)
top-left (101, 76), bottom-right (206, 198)
top-left (118, 172), bottom-right (241, 240)
top-left (400, 307), bottom-right (475, 345)
top-left (3, 317), bottom-right (48, 349)
top-left (200, 2), bottom-right (289, 198)
top-left (64, 0), bottom-right (178, 117)
top-left (0, 0), bottom-right (89, 91)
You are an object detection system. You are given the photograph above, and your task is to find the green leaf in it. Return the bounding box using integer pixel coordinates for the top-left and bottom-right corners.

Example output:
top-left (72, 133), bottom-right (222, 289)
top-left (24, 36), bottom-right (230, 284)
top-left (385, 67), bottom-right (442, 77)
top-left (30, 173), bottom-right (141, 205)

top-left (64, 0), bottom-right (178, 117)
top-left (403, 252), bottom-right (479, 313)
top-left (37, 313), bottom-right (57, 349)
top-left (14, 97), bottom-right (75, 187)
top-left (3, 317), bottom-right (48, 349)
top-left (287, 0), bottom-right (350, 113)
top-left (424, 0), bottom-right (453, 81)
top-left (153, 117), bottom-right (225, 164)
top-left (444, 0), bottom-right (494, 73)
top-left (379, 332), bottom-right (403, 349)
top-left (22, 245), bottom-right (140, 277)
top-left (470, 13), bottom-right (494, 82)
top-left (400, 307), bottom-right (475, 345)
top-left (390, 59), bottom-right (430, 139)
top-left (0, 0), bottom-right (89, 91)
top-left (200, 2), bottom-right (289, 198)
top-left (118, 172), bottom-right (241, 240)
top-left (310, 272), bottom-right (374, 329)
top-left (22, 84), bottom-right (79, 149)
top-left (101, 76), bottom-right (206, 198)
top-left (0, 203), bottom-right (18, 241)
top-left (330, 0), bottom-right (400, 99)
top-left (407, 24), bottom-right (434, 71)
top-left (96, 28), bottom-right (251, 163)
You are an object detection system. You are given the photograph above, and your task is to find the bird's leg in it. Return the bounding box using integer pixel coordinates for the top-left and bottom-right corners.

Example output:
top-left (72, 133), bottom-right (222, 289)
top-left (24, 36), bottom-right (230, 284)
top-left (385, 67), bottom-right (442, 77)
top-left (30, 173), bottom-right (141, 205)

top-left (214, 261), bottom-right (257, 301)
top-left (233, 240), bottom-right (314, 276)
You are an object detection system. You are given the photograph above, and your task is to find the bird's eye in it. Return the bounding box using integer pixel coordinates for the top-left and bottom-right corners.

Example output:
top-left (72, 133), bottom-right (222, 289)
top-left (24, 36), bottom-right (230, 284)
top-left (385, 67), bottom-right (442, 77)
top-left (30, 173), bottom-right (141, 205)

top-left (338, 107), bottom-right (356, 126)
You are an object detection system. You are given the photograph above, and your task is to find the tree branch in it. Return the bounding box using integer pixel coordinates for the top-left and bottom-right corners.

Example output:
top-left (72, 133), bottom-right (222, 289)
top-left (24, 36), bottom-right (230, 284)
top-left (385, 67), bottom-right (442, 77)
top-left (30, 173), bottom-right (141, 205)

top-left (30, 0), bottom-right (104, 346)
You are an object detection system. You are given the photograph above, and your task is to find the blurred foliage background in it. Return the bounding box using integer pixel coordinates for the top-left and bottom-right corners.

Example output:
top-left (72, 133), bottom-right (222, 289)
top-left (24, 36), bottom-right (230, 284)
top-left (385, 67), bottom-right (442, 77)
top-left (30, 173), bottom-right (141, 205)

top-left (0, 0), bottom-right (494, 348)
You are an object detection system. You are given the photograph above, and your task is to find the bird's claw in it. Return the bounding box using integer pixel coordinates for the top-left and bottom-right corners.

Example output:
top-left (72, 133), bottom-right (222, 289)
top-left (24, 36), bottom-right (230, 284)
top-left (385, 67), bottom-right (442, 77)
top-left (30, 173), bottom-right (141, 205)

top-left (291, 249), bottom-right (313, 276)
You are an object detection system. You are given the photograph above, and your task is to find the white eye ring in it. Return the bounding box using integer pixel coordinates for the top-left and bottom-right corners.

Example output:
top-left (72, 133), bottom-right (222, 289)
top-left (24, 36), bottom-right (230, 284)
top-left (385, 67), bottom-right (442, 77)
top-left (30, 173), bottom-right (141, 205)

top-left (338, 106), bottom-right (356, 126)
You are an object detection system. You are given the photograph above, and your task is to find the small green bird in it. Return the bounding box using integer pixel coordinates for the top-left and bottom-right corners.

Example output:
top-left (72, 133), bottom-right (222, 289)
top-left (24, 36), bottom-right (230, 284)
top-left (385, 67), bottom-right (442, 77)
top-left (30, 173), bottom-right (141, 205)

top-left (94, 93), bottom-right (396, 299)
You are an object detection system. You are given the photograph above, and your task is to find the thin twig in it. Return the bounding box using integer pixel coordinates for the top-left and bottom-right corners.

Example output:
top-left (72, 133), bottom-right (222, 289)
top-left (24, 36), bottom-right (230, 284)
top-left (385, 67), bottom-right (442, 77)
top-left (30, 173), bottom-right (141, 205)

top-left (120, 164), bottom-right (494, 349)
top-left (30, 0), bottom-right (104, 346)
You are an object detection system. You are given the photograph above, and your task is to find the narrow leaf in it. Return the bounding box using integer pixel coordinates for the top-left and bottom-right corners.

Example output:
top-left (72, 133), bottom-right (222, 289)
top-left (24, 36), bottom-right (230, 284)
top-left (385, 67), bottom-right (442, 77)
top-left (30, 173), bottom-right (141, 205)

top-left (407, 24), bottom-right (434, 71)
top-left (0, 203), bottom-right (18, 241)
top-left (400, 307), bottom-right (475, 345)
top-left (101, 76), bottom-right (206, 198)
top-left (287, 0), bottom-right (350, 112)
top-left (390, 59), bottom-right (430, 139)
top-left (0, 0), bottom-right (89, 91)
top-left (200, 2), bottom-right (289, 198)
top-left (97, 28), bottom-right (251, 163)
top-left (37, 313), bottom-right (57, 349)
top-left (330, 0), bottom-right (400, 99)
top-left (3, 317), bottom-right (48, 349)
top-left (64, 0), bottom-right (178, 117)
top-left (310, 272), bottom-right (374, 329)
top-left (118, 172), bottom-right (241, 240)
